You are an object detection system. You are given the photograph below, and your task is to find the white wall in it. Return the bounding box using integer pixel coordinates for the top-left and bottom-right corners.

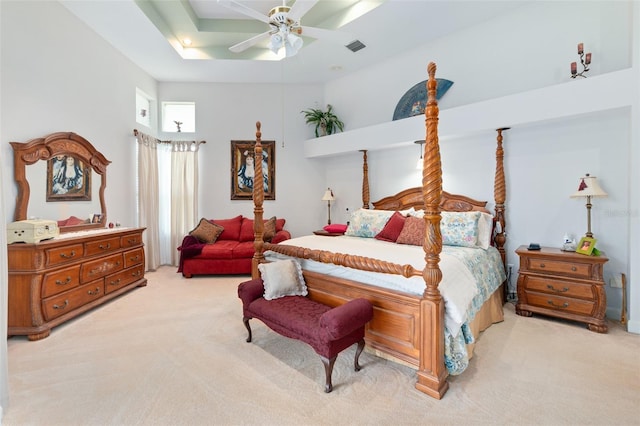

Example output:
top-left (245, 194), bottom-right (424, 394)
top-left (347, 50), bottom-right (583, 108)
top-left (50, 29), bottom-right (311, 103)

top-left (1, 1), bottom-right (158, 229)
top-left (156, 81), bottom-right (328, 237)
top-left (319, 1), bottom-right (637, 326)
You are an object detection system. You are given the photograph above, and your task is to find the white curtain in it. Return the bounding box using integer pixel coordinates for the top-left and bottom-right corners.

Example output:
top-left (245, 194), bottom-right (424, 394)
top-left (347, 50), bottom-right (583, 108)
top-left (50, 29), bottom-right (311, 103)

top-left (1, 162), bottom-right (10, 418)
top-left (135, 132), bottom-right (161, 271)
top-left (170, 141), bottom-right (199, 266)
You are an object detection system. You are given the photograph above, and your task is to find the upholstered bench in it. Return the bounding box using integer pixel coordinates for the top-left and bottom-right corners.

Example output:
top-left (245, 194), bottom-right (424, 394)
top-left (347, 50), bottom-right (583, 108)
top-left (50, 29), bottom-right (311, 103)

top-left (238, 273), bottom-right (373, 393)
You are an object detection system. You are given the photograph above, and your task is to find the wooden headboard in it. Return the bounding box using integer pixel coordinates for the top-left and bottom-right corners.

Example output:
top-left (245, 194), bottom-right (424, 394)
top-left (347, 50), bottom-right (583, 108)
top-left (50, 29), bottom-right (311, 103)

top-left (372, 187), bottom-right (491, 214)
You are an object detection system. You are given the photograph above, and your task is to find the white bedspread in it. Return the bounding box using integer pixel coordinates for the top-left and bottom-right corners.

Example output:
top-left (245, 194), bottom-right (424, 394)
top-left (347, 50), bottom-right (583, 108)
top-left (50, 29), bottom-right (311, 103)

top-left (267, 235), bottom-right (488, 337)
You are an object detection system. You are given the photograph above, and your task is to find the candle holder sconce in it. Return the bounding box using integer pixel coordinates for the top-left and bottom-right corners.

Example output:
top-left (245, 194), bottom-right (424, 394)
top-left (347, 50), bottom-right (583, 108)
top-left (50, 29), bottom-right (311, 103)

top-left (570, 43), bottom-right (591, 78)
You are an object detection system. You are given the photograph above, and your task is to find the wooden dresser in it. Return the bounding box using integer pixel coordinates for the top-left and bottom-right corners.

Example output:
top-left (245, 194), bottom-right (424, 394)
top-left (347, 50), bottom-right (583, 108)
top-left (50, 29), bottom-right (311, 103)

top-left (515, 245), bottom-right (608, 333)
top-left (8, 227), bottom-right (147, 341)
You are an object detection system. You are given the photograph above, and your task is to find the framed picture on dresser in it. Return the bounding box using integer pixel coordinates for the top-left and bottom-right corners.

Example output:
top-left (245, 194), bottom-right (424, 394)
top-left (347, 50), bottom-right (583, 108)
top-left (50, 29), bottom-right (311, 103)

top-left (576, 236), bottom-right (597, 255)
top-left (230, 140), bottom-right (275, 200)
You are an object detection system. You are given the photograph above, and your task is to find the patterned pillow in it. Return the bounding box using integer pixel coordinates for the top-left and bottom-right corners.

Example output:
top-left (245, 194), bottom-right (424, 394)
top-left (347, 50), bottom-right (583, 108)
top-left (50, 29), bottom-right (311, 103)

top-left (264, 216), bottom-right (277, 242)
top-left (375, 211), bottom-right (407, 242)
top-left (345, 209), bottom-right (394, 238)
top-left (258, 259), bottom-right (308, 300)
top-left (396, 216), bottom-right (425, 246)
top-left (441, 211), bottom-right (481, 247)
top-left (189, 218), bottom-right (224, 243)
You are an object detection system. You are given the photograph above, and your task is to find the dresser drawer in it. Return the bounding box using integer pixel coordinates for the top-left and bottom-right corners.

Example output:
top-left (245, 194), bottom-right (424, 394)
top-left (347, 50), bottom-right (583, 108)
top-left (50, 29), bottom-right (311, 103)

top-left (525, 292), bottom-right (596, 317)
top-left (124, 247), bottom-right (144, 268)
top-left (522, 276), bottom-right (595, 300)
top-left (42, 281), bottom-right (104, 321)
top-left (524, 257), bottom-right (591, 279)
top-left (42, 265), bottom-right (81, 298)
top-left (81, 253), bottom-right (123, 283)
top-left (84, 236), bottom-right (121, 257)
top-left (45, 243), bottom-right (84, 267)
top-left (105, 264), bottom-right (144, 294)
top-left (121, 233), bottom-right (143, 249)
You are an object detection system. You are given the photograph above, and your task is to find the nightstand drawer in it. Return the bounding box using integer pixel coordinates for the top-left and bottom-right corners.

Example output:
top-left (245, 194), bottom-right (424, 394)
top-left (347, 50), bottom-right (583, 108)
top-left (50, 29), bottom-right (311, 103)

top-left (525, 292), bottom-right (596, 317)
top-left (525, 258), bottom-right (591, 279)
top-left (522, 276), bottom-right (595, 300)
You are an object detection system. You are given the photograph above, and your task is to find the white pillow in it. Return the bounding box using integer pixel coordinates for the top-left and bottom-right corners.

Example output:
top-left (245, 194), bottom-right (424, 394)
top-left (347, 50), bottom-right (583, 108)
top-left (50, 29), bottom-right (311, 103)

top-left (345, 209), bottom-right (394, 238)
top-left (476, 212), bottom-right (494, 250)
top-left (258, 259), bottom-right (308, 300)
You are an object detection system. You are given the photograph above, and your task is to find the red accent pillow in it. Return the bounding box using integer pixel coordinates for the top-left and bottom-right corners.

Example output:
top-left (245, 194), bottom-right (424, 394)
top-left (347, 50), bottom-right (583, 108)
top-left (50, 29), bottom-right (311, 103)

top-left (323, 224), bottom-right (348, 234)
top-left (276, 218), bottom-right (286, 232)
top-left (212, 215), bottom-right (243, 240)
top-left (239, 217), bottom-right (280, 242)
top-left (396, 216), bottom-right (425, 246)
top-left (375, 211), bottom-right (406, 242)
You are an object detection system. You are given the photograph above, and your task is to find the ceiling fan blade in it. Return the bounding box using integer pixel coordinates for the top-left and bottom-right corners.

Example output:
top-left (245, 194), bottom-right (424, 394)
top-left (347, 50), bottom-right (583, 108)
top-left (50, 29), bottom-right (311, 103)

top-left (287, 0), bottom-right (319, 22)
top-left (217, 0), bottom-right (270, 24)
top-left (300, 26), bottom-right (354, 45)
top-left (229, 31), bottom-right (271, 53)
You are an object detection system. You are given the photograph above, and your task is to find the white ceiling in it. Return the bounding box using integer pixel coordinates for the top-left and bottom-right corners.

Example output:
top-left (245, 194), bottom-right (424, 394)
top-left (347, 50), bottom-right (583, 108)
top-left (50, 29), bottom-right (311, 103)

top-left (61, 0), bottom-right (528, 85)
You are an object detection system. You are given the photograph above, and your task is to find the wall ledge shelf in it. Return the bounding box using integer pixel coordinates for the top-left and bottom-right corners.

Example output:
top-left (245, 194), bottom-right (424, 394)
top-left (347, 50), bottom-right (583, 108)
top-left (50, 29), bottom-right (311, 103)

top-left (304, 68), bottom-right (633, 159)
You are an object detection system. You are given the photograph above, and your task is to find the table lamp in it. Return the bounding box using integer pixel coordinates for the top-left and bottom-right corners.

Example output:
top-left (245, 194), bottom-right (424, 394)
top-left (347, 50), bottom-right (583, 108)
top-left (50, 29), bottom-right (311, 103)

top-left (570, 174), bottom-right (607, 238)
top-left (322, 188), bottom-right (335, 225)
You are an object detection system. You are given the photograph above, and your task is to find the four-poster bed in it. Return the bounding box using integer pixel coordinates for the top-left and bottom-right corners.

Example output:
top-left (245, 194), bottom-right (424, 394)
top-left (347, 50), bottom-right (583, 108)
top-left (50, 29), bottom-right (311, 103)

top-left (250, 62), bottom-right (507, 399)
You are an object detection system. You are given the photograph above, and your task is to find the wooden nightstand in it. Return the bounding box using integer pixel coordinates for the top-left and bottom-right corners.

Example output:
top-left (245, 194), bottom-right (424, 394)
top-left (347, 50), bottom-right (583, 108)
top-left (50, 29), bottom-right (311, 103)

top-left (313, 230), bottom-right (343, 237)
top-left (515, 246), bottom-right (608, 333)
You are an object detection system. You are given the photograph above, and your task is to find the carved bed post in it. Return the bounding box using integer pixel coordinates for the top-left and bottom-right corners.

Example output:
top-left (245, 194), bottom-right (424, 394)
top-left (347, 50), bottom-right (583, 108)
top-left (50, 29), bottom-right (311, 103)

top-left (494, 128), bottom-right (508, 268)
top-left (252, 122), bottom-right (265, 279)
top-left (415, 62), bottom-right (449, 399)
top-left (360, 150), bottom-right (370, 209)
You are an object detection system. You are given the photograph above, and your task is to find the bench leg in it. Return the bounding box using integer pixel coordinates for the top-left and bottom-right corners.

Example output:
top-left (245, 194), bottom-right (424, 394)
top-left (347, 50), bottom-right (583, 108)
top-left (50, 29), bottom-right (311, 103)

top-left (354, 339), bottom-right (365, 372)
top-left (321, 356), bottom-right (337, 393)
top-left (242, 317), bottom-right (252, 343)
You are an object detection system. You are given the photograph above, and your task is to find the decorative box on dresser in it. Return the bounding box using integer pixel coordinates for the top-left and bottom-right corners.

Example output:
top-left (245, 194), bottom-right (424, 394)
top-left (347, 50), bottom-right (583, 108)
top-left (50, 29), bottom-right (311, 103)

top-left (515, 245), bottom-right (608, 333)
top-left (8, 227), bottom-right (147, 341)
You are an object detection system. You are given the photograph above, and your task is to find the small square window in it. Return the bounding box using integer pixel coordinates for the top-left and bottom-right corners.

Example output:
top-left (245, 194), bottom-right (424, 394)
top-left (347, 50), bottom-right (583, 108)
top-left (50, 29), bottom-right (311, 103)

top-left (136, 89), bottom-right (152, 127)
top-left (162, 102), bottom-right (195, 133)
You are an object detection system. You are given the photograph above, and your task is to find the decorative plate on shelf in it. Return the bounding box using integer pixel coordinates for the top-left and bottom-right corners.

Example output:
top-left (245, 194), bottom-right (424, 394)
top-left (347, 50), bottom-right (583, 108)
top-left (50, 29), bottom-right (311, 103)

top-left (392, 78), bottom-right (454, 121)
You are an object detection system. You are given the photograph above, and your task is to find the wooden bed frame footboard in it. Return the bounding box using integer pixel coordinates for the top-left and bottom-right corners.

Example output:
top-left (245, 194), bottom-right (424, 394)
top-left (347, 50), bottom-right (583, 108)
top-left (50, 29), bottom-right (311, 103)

top-left (250, 62), bottom-right (507, 400)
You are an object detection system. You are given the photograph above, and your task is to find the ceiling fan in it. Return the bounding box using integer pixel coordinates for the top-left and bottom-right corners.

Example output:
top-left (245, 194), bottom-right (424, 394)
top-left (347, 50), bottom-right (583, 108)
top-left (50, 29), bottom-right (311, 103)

top-left (217, 0), bottom-right (352, 57)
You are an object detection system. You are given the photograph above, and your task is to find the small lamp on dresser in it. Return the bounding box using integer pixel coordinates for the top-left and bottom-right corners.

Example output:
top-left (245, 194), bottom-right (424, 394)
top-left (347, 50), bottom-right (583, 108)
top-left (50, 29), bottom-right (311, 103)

top-left (322, 188), bottom-right (335, 225)
top-left (570, 174), bottom-right (607, 238)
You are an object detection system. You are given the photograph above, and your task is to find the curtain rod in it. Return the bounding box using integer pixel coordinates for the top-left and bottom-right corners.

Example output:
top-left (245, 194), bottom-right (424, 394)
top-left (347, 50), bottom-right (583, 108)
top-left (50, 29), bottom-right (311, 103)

top-left (133, 129), bottom-right (206, 145)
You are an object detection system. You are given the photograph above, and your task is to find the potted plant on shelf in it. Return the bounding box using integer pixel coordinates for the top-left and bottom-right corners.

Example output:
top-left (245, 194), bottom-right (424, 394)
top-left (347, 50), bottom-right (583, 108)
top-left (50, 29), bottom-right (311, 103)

top-left (301, 104), bottom-right (345, 137)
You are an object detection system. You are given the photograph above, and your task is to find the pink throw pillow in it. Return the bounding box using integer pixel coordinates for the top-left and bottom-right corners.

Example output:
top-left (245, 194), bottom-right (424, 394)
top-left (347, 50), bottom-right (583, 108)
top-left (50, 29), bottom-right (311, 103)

top-left (396, 216), bottom-right (425, 246)
top-left (375, 211), bottom-right (406, 242)
top-left (323, 224), bottom-right (348, 234)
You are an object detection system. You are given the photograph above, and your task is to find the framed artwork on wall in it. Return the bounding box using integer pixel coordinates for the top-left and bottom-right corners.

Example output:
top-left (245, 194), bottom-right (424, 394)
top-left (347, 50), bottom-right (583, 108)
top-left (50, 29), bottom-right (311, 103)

top-left (230, 140), bottom-right (275, 200)
top-left (46, 155), bottom-right (91, 202)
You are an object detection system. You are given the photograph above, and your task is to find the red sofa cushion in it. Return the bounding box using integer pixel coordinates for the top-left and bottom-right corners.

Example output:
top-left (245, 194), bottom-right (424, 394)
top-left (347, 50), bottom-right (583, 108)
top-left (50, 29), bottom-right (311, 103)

top-left (212, 215), bottom-right (243, 240)
top-left (232, 241), bottom-right (255, 258)
top-left (199, 240), bottom-right (238, 259)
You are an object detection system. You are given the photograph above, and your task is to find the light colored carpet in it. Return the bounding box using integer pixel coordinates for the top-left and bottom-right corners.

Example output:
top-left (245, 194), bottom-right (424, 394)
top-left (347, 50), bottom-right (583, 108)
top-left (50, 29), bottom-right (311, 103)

top-left (4, 266), bottom-right (640, 426)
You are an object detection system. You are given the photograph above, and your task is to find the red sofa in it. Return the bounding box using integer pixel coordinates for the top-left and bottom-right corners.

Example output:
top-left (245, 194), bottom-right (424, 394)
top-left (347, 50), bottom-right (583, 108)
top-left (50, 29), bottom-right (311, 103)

top-left (178, 215), bottom-right (290, 277)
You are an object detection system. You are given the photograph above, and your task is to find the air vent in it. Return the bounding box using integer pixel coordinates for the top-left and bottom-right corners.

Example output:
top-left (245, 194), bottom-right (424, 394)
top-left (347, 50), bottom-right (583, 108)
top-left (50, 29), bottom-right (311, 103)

top-left (345, 40), bottom-right (366, 53)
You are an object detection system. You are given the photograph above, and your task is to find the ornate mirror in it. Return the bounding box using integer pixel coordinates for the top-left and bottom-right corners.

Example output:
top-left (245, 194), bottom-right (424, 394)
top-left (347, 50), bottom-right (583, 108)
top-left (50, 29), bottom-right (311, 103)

top-left (11, 132), bottom-right (111, 233)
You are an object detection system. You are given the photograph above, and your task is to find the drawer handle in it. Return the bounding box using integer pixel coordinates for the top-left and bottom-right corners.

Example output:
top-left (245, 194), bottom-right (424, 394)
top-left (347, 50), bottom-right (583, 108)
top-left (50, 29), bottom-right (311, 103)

top-left (127, 238), bottom-right (138, 245)
top-left (539, 263), bottom-right (545, 268)
top-left (130, 255), bottom-right (140, 262)
top-left (53, 300), bottom-right (69, 310)
top-left (99, 243), bottom-right (111, 250)
top-left (55, 277), bottom-right (72, 286)
top-left (89, 261), bottom-right (121, 276)
top-left (547, 300), bottom-right (569, 309)
top-left (109, 278), bottom-right (121, 286)
top-left (87, 287), bottom-right (101, 296)
top-left (571, 266), bottom-right (577, 271)
top-left (131, 270), bottom-right (142, 277)
top-left (546, 284), bottom-right (569, 293)
top-left (60, 250), bottom-right (76, 259)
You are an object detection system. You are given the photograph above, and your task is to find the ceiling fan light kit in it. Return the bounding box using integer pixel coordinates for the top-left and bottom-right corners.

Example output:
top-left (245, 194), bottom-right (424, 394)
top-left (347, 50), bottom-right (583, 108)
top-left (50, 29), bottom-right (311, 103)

top-left (220, 0), bottom-right (349, 59)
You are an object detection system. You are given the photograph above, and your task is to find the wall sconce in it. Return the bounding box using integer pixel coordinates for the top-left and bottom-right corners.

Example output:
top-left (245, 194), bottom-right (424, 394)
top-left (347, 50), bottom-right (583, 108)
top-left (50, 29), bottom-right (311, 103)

top-left (321, 188), bottom-right (335, 225)
top-left (570, 173), bottom-right (607, 238)
top-left (570, 42), bottom-right (591, 78)
top-left (414, 140), bottom-right (425, 170)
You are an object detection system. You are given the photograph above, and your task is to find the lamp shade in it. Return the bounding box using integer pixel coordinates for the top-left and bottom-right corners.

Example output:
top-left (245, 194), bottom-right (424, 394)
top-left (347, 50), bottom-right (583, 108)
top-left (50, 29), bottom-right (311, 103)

top-left (322, 188), bottom-right (335, 201)
top-left (570, 174), bottom-right (608, 198)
